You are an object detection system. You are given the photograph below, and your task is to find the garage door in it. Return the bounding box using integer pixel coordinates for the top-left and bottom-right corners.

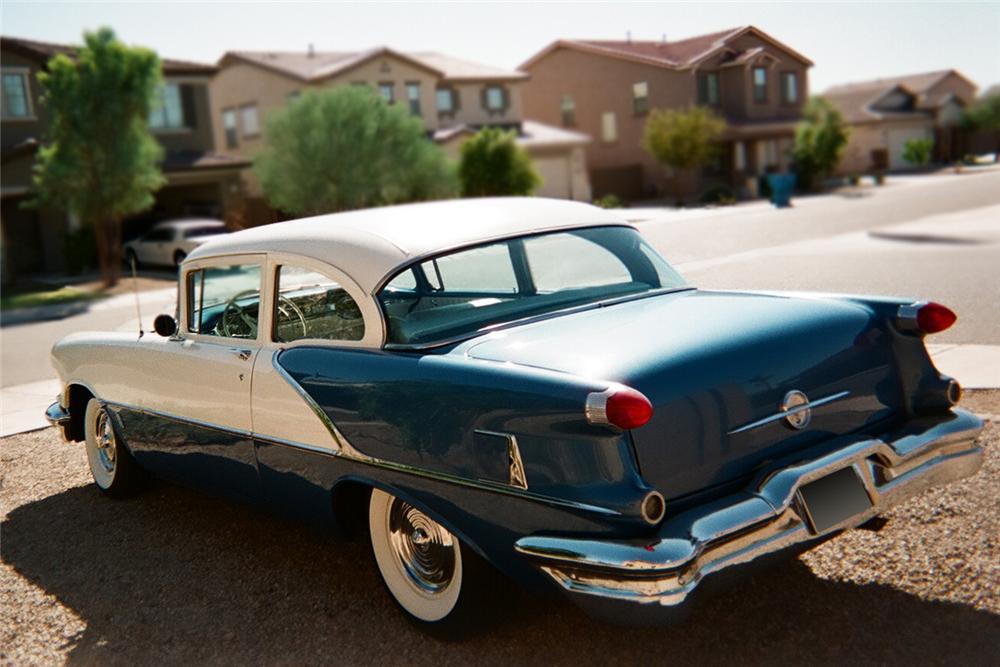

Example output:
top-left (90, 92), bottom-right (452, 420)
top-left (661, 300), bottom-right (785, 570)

top-left (533, 156), bottom-right (570, 199)
top-left (887, 126), bottom-right (932, 170)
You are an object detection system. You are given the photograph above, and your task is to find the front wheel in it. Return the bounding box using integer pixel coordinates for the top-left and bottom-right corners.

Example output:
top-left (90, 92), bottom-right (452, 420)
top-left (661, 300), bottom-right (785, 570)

top-left (368, 488), bottom-right (507, 636)
top-left (84, 399), bottom-right (145, 498)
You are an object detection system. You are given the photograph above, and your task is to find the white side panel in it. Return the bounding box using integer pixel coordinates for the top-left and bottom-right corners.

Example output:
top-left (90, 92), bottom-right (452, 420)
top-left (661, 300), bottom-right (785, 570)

top-left (250, 348), bottom-right (339, 450)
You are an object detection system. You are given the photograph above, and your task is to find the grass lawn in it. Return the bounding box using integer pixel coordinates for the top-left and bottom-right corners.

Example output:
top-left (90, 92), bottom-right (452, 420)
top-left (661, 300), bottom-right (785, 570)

top-left (1, 285), bottom-right (104, 311)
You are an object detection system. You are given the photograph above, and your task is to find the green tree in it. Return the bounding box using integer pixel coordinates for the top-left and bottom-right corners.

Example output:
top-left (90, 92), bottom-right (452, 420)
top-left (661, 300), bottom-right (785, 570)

top-left (792, 96), bottom-right (850, 190)
top-left (457, 127), bottom-right (541, 197)
top-left (642, 106), bottom-right (726, 201)
top-left (902, 137), bottom-right (934, 167)
top-left (963, 93), bottom-right (1000, 162)
top-left (255, 87), bottom-right (456, 215)
top-left (32, 28), bottom-right (165, 287)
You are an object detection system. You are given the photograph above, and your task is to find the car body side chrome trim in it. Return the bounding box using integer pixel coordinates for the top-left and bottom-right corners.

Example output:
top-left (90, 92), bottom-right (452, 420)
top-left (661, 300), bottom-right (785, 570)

top-left (474, 429), bottom-right (529, 490)
top-left (727, 390), bottom-right (851, 435)
top-left (267, 354), bottom-right (618, 516)
top-left (515, 408), bottom-right (984, 607)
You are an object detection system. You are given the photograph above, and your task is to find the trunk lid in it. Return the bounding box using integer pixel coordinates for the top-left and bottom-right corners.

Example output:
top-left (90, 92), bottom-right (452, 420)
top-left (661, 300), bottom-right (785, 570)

top-left (461, 289), bottom-right (901, 500)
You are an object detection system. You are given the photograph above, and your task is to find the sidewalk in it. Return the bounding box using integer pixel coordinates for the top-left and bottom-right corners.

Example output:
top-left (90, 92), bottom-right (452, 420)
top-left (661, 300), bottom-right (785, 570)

top-left (3, 345), bottom-right (996, 438)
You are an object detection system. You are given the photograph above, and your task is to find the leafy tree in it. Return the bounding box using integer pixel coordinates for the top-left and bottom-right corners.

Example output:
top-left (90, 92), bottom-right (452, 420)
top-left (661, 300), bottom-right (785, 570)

top-left (902, 137), bottom-right (934, 167)
top-left (962, 93), bottom-right (1000, 162)
top-left (643, 106), bottom-right (726, 171)
top-left (792, 96), bottom-right (850, 190)
top-left (32, 28), bottom-right (165, 287)
top-left (255, 87), bottom-right (456, 215)
top-left (457, 127), bottom-right (540, 196)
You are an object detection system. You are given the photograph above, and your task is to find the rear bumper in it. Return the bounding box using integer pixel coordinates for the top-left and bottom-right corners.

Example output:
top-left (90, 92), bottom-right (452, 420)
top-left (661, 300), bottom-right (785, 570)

top-left (515, 408), bottom-right (984, 608)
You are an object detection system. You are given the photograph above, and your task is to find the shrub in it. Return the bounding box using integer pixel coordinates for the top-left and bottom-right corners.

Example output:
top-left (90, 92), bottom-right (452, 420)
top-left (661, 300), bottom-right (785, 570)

top-left (255, 87), bottom-right (457, 215)
top-left (593, 194), bottom-right (625, 209)
top-left (792, 96), bottom-right (850, 191)
top-left (457, 127), bottom-right (540, 197)
top-left (848, 174), bottom-right (860, 186)
top-left (699, 184), bottom-right (736, 205)
top-left (902, 137), bottom-right (934, 167)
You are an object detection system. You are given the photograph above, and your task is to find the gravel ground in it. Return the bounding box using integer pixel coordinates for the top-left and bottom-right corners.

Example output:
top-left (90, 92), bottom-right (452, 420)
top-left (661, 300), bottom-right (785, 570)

top-left (2, 393), bottom-right (998, 666)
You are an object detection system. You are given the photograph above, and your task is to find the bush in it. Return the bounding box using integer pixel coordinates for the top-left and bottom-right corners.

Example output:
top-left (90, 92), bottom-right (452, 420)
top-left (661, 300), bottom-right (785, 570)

top-left (848, 174), bottom-right (860, 186)
top-left (593, 194), bottom-right (625, 209)
top-left (792, 96), bottom-right (850, 191)
top-left (699, 184), bottom-right (736, 205)
top-left (255, 87), bottom-right (456, 215)
top-left (902, 137), bottom-right (933, 167)
top-left (457, 127), bottom-right (540, 197)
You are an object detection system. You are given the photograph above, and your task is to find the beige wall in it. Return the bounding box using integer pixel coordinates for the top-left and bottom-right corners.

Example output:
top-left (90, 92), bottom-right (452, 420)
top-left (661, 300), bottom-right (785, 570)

top-left (836, 118), bottom-right (934, 175)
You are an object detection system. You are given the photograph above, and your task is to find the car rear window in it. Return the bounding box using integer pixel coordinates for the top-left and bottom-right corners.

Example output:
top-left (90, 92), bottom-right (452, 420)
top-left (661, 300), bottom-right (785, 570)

top-left (377, 226), bottom-right (686, 346)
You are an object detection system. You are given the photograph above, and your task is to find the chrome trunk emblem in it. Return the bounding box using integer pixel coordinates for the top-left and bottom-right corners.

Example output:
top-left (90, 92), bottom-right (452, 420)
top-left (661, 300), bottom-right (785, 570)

top-left (782, 390), bottom-right (811, 429)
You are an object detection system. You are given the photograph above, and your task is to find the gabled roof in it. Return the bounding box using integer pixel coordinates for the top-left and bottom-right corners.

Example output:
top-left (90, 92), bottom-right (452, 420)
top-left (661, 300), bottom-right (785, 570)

top-left (824, 83), bottom-right (931, 125)
top-left (0, 35), bottom-right (216, 75)
top-left (187, 198), bottom-right (627, 295)
top-left (519, 25), bottom-right (813, 72)
top-left (824, 69), bottom-right (978, 109)
top-left (219, 48), bottom-right (527, 83)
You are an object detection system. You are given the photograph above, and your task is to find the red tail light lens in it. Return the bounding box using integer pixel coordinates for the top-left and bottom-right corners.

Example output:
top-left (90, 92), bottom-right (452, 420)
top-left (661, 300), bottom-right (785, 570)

top-left (605, 387), bottom-right (653, 430)
top-left (917, 302), bottom-right (957, 334)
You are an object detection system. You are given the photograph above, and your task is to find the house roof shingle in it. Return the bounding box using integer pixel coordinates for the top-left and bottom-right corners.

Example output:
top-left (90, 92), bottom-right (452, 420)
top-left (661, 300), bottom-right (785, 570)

top-left (823, 69), bottom-right (978, 125)
top-left (222, 48), bottom-right (527, 82)
top-left (519, 25), bottom-right (814, 72)
top-left (0, 35), bottom-right (216, 75)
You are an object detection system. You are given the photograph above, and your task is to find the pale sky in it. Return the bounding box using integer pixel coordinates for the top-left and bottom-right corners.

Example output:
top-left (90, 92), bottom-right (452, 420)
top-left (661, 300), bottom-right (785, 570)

top-left (2, 1), bottom-right (999, 94)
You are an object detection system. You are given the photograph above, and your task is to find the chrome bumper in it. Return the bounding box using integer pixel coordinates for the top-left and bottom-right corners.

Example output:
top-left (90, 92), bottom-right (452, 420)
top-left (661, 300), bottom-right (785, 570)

top-left (515, 408), bottom-right (984, 607)
top-left (45, 399), bottom-right (71, 426)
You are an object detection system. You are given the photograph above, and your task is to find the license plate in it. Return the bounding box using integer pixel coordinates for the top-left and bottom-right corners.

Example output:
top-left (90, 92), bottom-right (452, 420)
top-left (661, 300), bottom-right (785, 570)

top-left (798, 466), bottom-right (873, 534)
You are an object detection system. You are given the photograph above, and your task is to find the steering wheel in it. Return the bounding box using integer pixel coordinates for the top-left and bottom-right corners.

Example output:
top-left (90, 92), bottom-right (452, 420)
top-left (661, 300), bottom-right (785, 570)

top-left (220, 289), bottom-right (261, 338)
top-left (276, 294), bottom-right (308, 340)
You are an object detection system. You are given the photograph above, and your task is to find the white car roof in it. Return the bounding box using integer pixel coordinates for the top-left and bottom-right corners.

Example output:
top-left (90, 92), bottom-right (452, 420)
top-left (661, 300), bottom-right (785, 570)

top-left (186, 198), bottom-right (631, 294)
top-left (154, 219), bottom-right (226, 229)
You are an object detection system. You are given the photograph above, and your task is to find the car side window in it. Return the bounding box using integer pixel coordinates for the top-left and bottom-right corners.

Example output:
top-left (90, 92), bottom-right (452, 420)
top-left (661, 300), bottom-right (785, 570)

top-left (523, 232), bottom-right (631, 293)
top-left (273, 265), bottom-right (365, 343)
top-left (143, 228), bottom-right (173, 242)
top-left (420, 242), bottom-right (517, 293)
top-left (187, 263), bottom-right (262, 339)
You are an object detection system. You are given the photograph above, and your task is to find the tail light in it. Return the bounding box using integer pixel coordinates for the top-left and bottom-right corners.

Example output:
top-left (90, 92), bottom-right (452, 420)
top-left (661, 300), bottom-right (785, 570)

top-left (897, 301), bottom-right (957, 335)
top-left (586, 385), bottom-right (653, 430)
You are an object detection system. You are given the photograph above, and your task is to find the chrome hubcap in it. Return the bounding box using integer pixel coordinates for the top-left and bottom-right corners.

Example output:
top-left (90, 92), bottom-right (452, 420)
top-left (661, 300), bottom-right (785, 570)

top-left (387, 498), bottom-right (455, 594)
top-left (94, 410), bottom-right (117, 475)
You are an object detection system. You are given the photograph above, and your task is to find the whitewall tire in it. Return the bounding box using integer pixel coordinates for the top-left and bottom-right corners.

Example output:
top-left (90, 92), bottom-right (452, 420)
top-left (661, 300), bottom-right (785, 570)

top-left (84, 399), bottom-right (145, 498)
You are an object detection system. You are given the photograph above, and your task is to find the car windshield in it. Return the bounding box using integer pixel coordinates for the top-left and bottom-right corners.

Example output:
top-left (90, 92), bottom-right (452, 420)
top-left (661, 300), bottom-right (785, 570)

top-left (378, 226), bottom-right (687, 346)
top-left (183, 224), bottom-right (226, 239)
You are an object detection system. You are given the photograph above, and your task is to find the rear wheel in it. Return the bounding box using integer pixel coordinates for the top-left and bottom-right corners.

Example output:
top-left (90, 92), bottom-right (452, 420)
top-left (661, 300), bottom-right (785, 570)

top-left (173, 249), bottom-right (187, 267)
top-left (84, 399), bottom-right (145, 498)
top-left (368, 488), bottom-right (506, 636)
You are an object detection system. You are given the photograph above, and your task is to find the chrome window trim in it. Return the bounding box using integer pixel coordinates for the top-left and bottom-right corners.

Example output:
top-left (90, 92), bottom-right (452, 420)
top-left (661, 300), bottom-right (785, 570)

top-left (180, 253), bottom-right (268, 345)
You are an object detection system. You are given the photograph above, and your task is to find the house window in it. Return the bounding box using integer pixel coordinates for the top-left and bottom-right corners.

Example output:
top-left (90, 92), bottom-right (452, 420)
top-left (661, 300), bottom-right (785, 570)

top-left (753, 67), bottom-right (768, 104)
top-left (222, 109), bottom-right (238, 148)
top-left (149, 83), bottom-right (184, 130)
top-left (697, 72), bottom-right (720, 106)
top-left (484, 86), bottom-right (505, 112)
top-left (601, 112), bottom-right (617, 143)
top-left (781, 72), bottom-right (798, 104)
top-left (632, 81), bottom-right (649, 115)
top-left (287, 91), bottom-right (300, 104)
top-left (560, 95), bottom-right (576, 127)
top-left (378, 82), bottom-right (394, 104)
top-left (1, 70), bottom-right (32, 118)
top-left (436, 87), bottom-right (456, 113)
top-left (406, 82), bottom-right (421, 115)
top-left (240, 104), bottom-right (260, 137)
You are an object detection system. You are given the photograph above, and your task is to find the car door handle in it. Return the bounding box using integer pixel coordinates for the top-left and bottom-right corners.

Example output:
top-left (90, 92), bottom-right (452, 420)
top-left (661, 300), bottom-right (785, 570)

top-left (230, 348), bottom-right (253, 361)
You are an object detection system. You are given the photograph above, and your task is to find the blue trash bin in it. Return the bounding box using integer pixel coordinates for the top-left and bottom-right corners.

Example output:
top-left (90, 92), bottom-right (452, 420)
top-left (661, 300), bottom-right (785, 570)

top-left (766, 172), bottom-right (796, 208)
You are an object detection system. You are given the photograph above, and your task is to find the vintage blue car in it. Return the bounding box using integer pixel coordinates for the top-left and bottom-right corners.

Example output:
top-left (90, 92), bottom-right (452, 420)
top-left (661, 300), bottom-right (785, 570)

top-left (47, 198), bottom-right (983, 632)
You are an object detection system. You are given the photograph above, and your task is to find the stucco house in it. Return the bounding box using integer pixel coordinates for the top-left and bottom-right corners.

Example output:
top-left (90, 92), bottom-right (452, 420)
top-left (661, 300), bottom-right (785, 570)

top-left (1, 36), bottom-right (249, 281)
top-left (824, 70), bottom-right (978, 174)
top-left (519, 25), bottom-right (814, 200)
top-left (209, 47), bottom-right (591, 221)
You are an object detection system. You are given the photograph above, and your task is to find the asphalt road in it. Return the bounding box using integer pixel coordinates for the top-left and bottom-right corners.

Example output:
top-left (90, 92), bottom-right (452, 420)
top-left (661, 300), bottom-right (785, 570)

top-left (2, 168), bottom-right (998, 388)
top-left (2, 394), bottom-right (997, 665)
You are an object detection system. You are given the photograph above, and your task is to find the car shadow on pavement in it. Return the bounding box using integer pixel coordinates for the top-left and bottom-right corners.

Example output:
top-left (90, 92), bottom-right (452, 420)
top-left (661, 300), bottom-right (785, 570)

top-left (4, 480), bottom-right (999, 666)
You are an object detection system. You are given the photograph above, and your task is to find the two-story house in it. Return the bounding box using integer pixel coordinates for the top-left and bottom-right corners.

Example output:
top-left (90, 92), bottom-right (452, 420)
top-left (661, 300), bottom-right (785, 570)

top-left (824, 70), bottom-right (978, 174)
top-left (1, 36), bottom-right (249, 281)
top-left (519, 25), bottom-right (813, 199)
top-left (209, 46), bottom-right (591, 221)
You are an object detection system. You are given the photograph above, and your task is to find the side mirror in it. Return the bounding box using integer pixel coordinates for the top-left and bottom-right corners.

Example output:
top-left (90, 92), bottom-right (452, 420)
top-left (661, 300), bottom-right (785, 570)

top-left (153, 314), bottom-right (178, 338)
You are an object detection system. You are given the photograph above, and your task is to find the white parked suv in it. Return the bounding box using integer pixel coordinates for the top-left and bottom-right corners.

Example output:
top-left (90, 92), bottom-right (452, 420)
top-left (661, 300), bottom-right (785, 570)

top-left (123, 219), bottom-right (229, 269)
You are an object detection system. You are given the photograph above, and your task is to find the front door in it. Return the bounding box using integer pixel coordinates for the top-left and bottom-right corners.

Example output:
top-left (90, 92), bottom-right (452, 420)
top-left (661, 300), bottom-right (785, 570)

top-left (121, 256), bottom-right (265, 501)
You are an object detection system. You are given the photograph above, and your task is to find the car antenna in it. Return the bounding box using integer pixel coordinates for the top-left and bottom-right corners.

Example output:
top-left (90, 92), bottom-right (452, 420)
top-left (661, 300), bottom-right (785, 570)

top-left (130, 254), bottom-right (144, 338)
